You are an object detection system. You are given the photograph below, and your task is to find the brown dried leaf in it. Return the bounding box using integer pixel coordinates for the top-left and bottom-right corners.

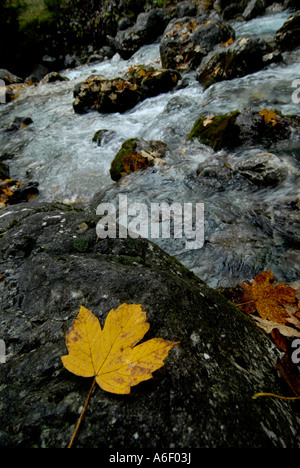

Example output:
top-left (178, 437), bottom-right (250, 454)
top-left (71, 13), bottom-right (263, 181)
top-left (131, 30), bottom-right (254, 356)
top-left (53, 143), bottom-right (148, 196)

top-left (241, 270), bottom-right (297, 324)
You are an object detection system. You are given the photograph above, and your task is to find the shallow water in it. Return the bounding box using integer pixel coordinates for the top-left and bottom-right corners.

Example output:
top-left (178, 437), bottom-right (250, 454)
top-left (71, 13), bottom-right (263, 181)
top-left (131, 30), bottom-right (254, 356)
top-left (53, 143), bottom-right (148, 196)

top-left (0, 11), bottom-right (299, 287)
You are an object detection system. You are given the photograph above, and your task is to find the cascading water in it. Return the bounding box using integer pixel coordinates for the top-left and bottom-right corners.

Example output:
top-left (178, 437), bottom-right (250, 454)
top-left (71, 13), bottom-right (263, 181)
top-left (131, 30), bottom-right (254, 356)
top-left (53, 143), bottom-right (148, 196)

top-left (0, 11), bottom-right (299, 288)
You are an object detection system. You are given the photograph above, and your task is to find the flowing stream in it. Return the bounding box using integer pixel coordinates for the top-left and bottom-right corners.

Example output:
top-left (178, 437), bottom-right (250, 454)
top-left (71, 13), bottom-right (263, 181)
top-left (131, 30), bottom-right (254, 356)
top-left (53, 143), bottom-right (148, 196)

top-left (0, 11), bottom-right (299, 288)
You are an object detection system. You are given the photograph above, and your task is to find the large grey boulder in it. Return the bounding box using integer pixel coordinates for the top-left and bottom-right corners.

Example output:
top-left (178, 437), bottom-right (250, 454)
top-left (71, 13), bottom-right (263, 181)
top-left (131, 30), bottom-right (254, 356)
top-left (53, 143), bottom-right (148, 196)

top-left (196, 37), bottom-right (280, 90)
top-left (160, 15), bottom-right (235, 71)
top-left (188, 108), bottom-right (300, 151)
top-left (114, 9), bottom-right (171, 59)
top-left (0, 202), bottom-right (299, 448)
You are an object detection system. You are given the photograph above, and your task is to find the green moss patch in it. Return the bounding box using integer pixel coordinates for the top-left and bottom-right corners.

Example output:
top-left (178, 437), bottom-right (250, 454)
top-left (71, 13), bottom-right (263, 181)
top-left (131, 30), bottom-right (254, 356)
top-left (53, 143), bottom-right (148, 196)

top-left (188, 111), bottom-right (241, 151)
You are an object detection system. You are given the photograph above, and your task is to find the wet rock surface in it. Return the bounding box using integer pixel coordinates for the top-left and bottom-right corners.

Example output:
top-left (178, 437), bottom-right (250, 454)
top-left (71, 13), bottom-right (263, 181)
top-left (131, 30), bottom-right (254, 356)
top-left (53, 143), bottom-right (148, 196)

top-left (110, 137), bottom-right (168, 181)
top-left (0, 1), bottom-right (300, 450)
top-left (275, 10), bottom-right (300, 51)
top-left (114, 9), bottom-right (173, 60)
top-left (0, 202), bottom-right (299, 448)
top-left (73, 66), bottom-right (180, 115)
top-left (159, 15), bottom-right (235, 71)
top-left (188, 108), bottom-right (300, 151)
top-left (196, 36), bottom-right (281, 90)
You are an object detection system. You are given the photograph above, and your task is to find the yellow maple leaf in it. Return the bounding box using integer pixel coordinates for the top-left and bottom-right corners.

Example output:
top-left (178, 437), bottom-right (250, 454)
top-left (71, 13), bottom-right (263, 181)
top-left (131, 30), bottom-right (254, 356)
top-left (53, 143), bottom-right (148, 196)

top-left (259, 108), bottom-right (279, 126)
top-left (222, 37), bottom-right (234, 47)
top-left (61, 304), bottom-right (179, 395)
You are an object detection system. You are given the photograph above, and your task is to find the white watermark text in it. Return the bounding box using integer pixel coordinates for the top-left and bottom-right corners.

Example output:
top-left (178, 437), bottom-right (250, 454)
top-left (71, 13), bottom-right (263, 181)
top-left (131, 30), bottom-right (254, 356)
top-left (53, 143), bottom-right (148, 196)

top-left (96, 195), bottom-right (204, 250)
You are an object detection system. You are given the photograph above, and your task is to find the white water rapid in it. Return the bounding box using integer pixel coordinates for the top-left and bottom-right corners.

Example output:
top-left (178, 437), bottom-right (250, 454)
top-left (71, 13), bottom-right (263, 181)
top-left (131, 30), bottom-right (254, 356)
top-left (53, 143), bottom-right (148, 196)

top-left (0, 11), bottom-right (299, 288)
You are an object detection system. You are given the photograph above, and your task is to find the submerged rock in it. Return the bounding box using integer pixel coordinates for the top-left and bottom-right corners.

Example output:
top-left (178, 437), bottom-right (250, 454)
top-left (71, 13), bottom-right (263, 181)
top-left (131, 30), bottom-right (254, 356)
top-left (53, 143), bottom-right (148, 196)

top-left (196, 150), bottom-right (297, 190)
top-left (0, 202), bottom-right (299, 448)
top-left (197, 37), bottom-right (281, 90)
top-left (5, 117), bottom-right (33, 133)
top-left (235, 152), bottom-right (291, 187)
top-left (110, 137), bottom-right (168, 181)
top-left (188, 108), bottom-right (300, 151)
top-left (92, 129), bottom-right (117, 146)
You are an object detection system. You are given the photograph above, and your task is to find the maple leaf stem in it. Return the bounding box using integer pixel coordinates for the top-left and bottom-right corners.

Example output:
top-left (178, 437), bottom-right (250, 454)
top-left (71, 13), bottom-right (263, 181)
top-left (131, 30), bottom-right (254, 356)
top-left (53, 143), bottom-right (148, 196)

top-left (252, 392), bottom-right (300, 400)
top-left (234, 300), bottom-right (256, 307)
top-left (68, 377), bottom-right (97, 448)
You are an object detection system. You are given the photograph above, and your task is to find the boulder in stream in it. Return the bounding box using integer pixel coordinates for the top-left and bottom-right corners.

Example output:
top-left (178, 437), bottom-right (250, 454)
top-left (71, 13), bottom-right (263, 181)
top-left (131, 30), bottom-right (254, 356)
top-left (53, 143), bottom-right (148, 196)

top-left (114, 9), bottom-right (171, 60)
top-left (4, 117), bottom-right (33, 133)
top-left (73, 66), bottom-right (181, 115)
top-left (160, 15), bottom-right (235, 71)
top-left (176, 1), bottom-right (198, 18)
top-left (188, 108), bottom-right (300, 151)
top-left (110, 137), bottom-right (168, 181)
top-left (0, 202), bottom-right (299, 448)
top-left (92, 129), bottom-right (117, 146)
top-left (275, 10), bottom-right (300, 51)
top-left (196, 36), bottom-right (281, 90)
top-left (235, 152), bottom-right (291, 187)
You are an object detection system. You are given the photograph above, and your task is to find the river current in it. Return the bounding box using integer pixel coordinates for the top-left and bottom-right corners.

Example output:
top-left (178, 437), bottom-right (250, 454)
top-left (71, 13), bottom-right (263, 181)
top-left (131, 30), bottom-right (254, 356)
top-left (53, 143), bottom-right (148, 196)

top-left (0, 11), bottom-right (299, 288)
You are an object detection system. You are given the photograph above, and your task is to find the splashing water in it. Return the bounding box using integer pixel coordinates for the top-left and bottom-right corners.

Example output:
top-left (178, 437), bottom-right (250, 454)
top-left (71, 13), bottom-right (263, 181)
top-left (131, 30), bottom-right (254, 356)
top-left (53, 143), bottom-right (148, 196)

top-left (0, 11), bottom-right (299, 287)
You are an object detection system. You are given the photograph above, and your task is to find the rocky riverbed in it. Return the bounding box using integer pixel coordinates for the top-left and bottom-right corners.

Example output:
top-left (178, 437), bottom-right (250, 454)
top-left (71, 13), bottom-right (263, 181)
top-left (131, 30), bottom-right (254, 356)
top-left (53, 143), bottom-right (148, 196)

top-left (0, 0), bottom-right (299, 448)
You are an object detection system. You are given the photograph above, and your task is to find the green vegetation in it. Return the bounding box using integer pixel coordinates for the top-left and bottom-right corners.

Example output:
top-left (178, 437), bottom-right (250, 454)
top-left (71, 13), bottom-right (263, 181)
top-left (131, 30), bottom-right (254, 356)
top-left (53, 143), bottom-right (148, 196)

top-left (188, 111), bottom-right (241, 151)
top-left (0, 0), bottom-right (59, 75)
top-left (17, 0), bottom-right (51, 28)
top-left (0, 0), bottom-right (180, 76)
top-left (110, 138), bottom-right (138, 182)
top-left (73, 237), bottom-right (90, 253)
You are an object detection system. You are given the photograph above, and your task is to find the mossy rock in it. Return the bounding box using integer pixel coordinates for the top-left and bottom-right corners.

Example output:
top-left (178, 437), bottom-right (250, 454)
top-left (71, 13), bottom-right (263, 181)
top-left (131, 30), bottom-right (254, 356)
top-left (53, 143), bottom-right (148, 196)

top-left (92, 129), bottom-right (116, 146)
top-left (110, 137), bottom-right (168, 181)
top-left (188, 109), bottom-right (300, 151)
top-left (188, 111), bottom-right (241, 151)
